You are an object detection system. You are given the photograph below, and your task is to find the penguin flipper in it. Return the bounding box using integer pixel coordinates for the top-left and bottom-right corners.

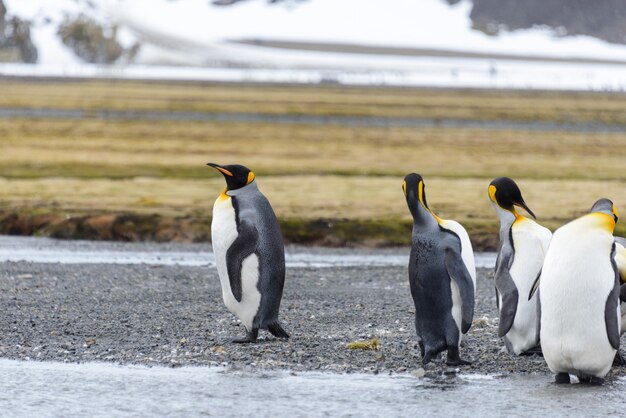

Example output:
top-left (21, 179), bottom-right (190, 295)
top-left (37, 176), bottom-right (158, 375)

top-left (605, 245), bottom-right (621, 350)
top-left (528, 270), bottom-right (541, 301)
top-left (444, 247), bottom-right (475, 334)
top-left (494, 255), bottom-right (518, 338)
top-left (226, 220), bottom-right (259, 303)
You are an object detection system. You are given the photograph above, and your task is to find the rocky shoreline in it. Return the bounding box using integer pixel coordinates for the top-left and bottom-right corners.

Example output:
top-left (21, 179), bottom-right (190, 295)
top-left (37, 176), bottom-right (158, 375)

top-left (1, 260), bottom-right (624, 380)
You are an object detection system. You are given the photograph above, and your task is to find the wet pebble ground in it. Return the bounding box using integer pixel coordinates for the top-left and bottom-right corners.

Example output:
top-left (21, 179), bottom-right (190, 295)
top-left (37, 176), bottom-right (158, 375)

top-left (0, 262), bottom-right (624, 379)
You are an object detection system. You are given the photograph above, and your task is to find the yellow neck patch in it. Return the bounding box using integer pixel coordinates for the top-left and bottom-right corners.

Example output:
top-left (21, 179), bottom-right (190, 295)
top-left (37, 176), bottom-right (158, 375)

top-left (588, 212), bottom-right (616, 232)
top-left (218, 188), bottom-right (229, 201)
top-left (418, 180), bottom-right (443, 225)
top-left (418, 181), bottom-right (426, 208)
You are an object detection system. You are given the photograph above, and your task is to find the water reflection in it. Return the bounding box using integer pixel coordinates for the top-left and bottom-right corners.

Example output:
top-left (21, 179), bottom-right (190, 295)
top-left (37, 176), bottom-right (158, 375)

top-left (0, 360), bottom-right (625, 417)
top-left (0, 235), bottom-right (497, 268)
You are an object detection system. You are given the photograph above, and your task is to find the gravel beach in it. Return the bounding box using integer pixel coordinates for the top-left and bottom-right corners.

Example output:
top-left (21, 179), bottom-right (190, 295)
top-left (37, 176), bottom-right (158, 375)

top-left (1, 260), bottom-right (624, 378)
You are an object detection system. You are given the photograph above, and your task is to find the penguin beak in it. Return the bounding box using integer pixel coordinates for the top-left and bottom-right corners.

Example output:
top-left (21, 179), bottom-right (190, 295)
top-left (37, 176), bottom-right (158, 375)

top-left (515, 200), bottom-right (536, 219)
top-left (207, 163), bottom-right (233, 177)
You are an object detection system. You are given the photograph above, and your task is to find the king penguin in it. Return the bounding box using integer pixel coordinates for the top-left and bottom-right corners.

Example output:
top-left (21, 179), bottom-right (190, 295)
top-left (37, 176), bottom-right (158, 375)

top-left (535, 198), bottom-right (620, 384)
top-left (488, 177), bottom-right (551, 355)
top-left (403, 173), bottom-right (476, 365)
top-left (208, 163), bottom-right (289, 343)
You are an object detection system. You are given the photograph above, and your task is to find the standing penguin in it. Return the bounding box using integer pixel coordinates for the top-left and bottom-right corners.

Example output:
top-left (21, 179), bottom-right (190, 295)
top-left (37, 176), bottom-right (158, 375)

top-left (535, 199), bottom-right (620, 384)
top-left (208, 163), bottom-right (289, 343)
top-left (403, 173), bottom-right (475, 365)
top-left (488, 177), bottom-right (551, 355)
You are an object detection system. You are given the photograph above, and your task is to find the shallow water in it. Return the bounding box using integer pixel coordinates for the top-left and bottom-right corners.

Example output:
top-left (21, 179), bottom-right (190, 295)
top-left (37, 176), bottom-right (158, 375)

top-left (1, 107), bottom-right (624, 133)
top-left (0, 235), bottom-right (497, 268)
top-left (0, 359), bottom-right (624, 417)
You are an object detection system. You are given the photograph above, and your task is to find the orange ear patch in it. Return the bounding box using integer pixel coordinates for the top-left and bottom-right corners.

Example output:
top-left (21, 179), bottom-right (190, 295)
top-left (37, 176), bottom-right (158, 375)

top-left (246, 172), bottom-right (255, 185)
top-left (488, 185), bottom-right (497, 203)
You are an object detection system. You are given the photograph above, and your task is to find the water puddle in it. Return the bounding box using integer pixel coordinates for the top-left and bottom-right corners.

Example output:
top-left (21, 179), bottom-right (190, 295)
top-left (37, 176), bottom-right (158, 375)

top-left (0, 235), bottom-right (496, 268)
top-left (0, 359), bottom-right (624, 417)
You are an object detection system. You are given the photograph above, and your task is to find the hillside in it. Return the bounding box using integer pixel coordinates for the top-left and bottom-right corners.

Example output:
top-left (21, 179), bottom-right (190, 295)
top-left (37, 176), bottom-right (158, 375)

top-left (2, 0), bottom-right (626, 90)
top-left (3, 0), bottom-right (626, 66)
top-left (448, 0), bottom-right (626, 45)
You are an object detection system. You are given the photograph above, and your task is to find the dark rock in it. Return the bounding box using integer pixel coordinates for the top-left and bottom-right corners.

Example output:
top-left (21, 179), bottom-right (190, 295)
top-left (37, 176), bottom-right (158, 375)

top-left (57, 15), bottom-right (138, 64)
top-left (447, 0), bottom-right (626, 45)
top-left (0, 0), bottom-right (38, 63)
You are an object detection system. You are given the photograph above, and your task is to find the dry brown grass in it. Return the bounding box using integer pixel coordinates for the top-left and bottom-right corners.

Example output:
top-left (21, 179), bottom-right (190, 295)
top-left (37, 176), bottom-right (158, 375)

top-left (2, 176), bottom-right (625, 231)
top-left (2, 118), bottom-right (626, 182)
top-left (1, 80), bottom-right (626, 241)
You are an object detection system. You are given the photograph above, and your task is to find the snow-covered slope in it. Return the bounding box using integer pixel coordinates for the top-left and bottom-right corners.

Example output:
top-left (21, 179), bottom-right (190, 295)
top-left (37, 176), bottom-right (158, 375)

top-left (3, 0), bottom-right (626, 90)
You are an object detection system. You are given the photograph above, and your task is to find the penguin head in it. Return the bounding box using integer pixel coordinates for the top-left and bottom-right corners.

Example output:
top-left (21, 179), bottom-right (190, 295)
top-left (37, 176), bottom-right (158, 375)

top-left (488, 177), bottom-right (536, 219)
top-left (207, 163), bottom-right (255, 191)
top-left (403, 173), bottom-right (438, 223)
top-left (590, 198), bottom-right (619, 223)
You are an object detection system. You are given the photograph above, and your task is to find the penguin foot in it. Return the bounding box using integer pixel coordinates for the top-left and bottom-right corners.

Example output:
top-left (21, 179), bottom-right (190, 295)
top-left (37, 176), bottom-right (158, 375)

top-left (520, 346), bottom-right (543, 357)
top-left (613, 351), bottom-right (626, 366)
top-left (588, 377), bottom-right (604, 386)
top-left (446, 347), bottom-right (471, 366)
top-left (555, 373), bottom-right (570, 384)
top-left (577, 374), bottom-right (604, 385)
top-left (232, 329), bottom-right (258, 344)
top-left (421, 352), bottom-right (434, 366)
top-left (446, 358), bottom-right (471, 366)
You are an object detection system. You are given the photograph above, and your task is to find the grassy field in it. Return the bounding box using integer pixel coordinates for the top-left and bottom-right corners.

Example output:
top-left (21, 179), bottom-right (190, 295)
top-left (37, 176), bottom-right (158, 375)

top-left (1, 79), bottom-right (625, 247)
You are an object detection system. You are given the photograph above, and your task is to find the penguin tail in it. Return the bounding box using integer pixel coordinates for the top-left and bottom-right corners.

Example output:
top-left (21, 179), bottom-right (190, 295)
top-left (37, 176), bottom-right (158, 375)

top-left (267, 322), bottom-right (290, 339)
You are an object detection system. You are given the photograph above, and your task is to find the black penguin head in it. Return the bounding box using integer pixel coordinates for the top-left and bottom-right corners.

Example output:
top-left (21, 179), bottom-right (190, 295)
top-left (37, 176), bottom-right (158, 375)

top-left (488, 177), bottom-right (536, 219)
top-left (403, 173), bottom-right (433, 220)
top-left (207, 163), bottom-right (255, 191)
top-left (590, 198), bottom-right (619, 223)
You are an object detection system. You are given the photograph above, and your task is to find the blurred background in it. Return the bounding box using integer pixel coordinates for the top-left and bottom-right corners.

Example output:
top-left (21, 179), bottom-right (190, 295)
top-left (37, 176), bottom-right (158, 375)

top-left (1, 0), bottom-right (625, 249)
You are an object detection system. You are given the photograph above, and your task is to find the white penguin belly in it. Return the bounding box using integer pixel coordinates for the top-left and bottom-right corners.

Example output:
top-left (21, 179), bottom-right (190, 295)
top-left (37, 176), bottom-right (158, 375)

top-left (450, 280), bottom-right (462, 343)
top-left (540, 229), bottom-right (617, 378)
top-left (505, 221), bottom-right (549, 354)
top-left (212, 195), bottom-right (262, 330)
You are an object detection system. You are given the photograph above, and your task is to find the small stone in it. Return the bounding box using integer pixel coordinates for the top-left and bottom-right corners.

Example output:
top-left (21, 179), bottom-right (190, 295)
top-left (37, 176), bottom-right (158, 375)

top-left (411, 368), bottom-right (426, 378)
top-left (15, 274), bottom-right (33, 280)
